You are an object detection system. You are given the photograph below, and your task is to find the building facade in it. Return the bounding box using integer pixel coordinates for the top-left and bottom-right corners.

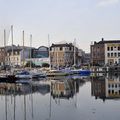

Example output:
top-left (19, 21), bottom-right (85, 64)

top-left (50, 43), bottom-right (78, 68)
top-left (91, 38), bottom-right (120, 66)
top-left (0, 47), bottom-right (5, 66)
top-left (105, 41), bottom-right (120, 65)
top-left (77, 49), bottom-right (85, 66)
top-left (5, 45), bottom-right (32, 67)
top-left (26, 46), bottom-right (49, 66)
top-left (6, 48), bottom-right (21, 66)
top-left (90, 39), bottom-right (105, 66)
top-left (31, 46), bottom-right (49, 58)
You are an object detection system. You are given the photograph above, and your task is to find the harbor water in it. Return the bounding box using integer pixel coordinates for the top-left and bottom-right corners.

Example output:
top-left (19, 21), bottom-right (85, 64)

top-left (0, 73), bottom-right (120, 120)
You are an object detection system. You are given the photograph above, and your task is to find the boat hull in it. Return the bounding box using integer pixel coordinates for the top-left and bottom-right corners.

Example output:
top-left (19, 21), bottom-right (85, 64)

top-left (0, 75), bottom-right (17, 83)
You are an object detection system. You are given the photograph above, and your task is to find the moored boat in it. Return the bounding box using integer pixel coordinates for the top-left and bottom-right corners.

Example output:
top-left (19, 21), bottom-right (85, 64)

top-left (15, 70), bottom-right (32, 79)
top-left (71, 69), bottom-right (91, 75)
top-left (0, 75), bottom-right (17, 83)
top-left (15, 70), bottom-right (46, 79)
top-left (46, 70), bottom-right (69, 77)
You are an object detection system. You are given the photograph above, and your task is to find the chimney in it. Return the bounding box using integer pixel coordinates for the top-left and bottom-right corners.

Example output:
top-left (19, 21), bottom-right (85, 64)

top-left (94, 41), bottom-right (96, 44)
top-left (101, 38), bottom-right (104, 41)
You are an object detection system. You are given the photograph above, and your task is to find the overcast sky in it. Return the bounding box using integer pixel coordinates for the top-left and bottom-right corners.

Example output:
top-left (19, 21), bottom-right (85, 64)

top-left (0, 0), bottom-right (120, 52)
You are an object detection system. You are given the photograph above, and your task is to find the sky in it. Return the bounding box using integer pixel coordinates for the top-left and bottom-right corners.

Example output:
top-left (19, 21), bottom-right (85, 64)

top-left (0, 0), bottom-right (120, 52)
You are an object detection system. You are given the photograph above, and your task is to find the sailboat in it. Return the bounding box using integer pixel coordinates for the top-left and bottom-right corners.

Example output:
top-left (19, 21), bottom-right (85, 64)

top-left (46, 35), bottom-right (70, 77)
top-left (0, 27), bottom-right (17, 83)
top-left (71, 39), bottom-right (91, 76)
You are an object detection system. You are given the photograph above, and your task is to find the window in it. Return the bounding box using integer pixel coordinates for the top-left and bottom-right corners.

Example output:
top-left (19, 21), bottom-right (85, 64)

top-left (60, 47), bottom-right (63, 51)
top-left (112, 90), bottom-right (114, 94)
top-left (107, 47), bottom-right (110, 51)
top-left (115, 84), bottom-right (117, 88)
top-left (111, 53), bottom-right (113, 57)
top-left (107, 53), bottom-right (110, 57)
top-left (111, 47), bottom-right (113, 51)
top-left (118, 46), bottom-right (120, 50)
top-left (114, 53), bottom-right (117, 57)
top-left (118, 53), bottom-right (120, 57)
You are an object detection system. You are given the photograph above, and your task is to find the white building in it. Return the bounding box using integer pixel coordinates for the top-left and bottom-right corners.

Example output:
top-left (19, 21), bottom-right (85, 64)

top-left (105, 75), bottom-right (120, 98)
top-left (6, 45), bottom-right (32, 67)
top-left (105, 41), bottom-right (120, 65)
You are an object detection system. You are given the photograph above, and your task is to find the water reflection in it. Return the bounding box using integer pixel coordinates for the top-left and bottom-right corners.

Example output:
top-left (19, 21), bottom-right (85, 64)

top-left (0, 76), bottom-right (87, 120)
top-left (1, 74), bottom-right (120, 120)
top-left (0, 82), bottom-right (50, 96)
top-left (51, 78), bottom-right (79, 99)
top-left (91, 73), bottom-right (120, 101)
top-left (0, 81), bottom-right (50, 120)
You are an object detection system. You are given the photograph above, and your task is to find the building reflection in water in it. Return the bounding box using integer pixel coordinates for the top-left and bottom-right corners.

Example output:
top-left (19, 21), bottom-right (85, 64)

top-left (91, 73), bottom-right (120, 101)
top-left (0, 81), bottom-right (50, 120)
top-left (0, 76), bottom-right (86, 99)
top-left (49, 76), bottom-right (85, 100)
top-left (0, 76), bottom-right (87, 120)
top-left (0, 82), bottom-right (50, 96)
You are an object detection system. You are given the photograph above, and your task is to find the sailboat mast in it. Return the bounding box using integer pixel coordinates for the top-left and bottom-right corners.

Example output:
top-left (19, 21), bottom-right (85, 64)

top-left (11, 25), bottom-right (14, 67)
top-left (4, 29), bottom-right (6, 66)
top-left (73, 38), bottom-right (76, 67)
top-left (11, 25), bottom-right (14, 57)
top-left (48, 34), bottom-right (51, 70)
top-left (30, 34), bottom-right (32, 69)
top-left (4, 29), bottom-right (6, 48)
top-left (22, 31), bottom-right (25, 68)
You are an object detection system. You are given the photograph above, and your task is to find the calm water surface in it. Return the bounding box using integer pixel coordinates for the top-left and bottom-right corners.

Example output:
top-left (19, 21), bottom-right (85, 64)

top-left (0, 74), bottom-right (120, 120)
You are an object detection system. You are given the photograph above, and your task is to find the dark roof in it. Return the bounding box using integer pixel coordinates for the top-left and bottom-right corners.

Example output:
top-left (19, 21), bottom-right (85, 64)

top-left (99, 40), bottom-right (120, 44)
top-left (94, 39), bottom-right (120, 45)
top-left (7, 48), bottom-right (22, 52)
top-left (51, 43), bottom-right (74, 47)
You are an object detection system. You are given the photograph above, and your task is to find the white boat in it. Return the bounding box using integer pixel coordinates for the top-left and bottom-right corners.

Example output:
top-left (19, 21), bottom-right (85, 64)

top-left (15, 69), bottom-right (46, 79)
top-left (71, 69), bottom-right (91, 75)
top-left (15, 70), bottom-right (32, 79)
top-left (46, 70), bottom-right (69, 76)
top-left (30, 69), bottom-right (46, 79)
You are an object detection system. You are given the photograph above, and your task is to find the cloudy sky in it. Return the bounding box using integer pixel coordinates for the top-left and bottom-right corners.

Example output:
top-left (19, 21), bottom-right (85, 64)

top-left (0, 0), bottom-right (120, 52)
